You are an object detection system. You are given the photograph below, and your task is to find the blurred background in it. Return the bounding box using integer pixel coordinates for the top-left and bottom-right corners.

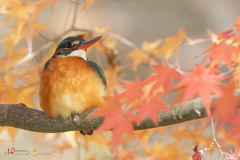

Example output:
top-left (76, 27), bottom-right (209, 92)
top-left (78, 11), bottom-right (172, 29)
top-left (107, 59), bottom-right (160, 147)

top-left (0, 0), bottom-right (240, 159)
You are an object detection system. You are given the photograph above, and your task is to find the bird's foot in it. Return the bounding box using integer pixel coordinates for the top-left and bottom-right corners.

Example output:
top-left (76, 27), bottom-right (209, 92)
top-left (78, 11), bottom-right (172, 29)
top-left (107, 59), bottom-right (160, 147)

top-left (80, 130), bottom-right (94, 136)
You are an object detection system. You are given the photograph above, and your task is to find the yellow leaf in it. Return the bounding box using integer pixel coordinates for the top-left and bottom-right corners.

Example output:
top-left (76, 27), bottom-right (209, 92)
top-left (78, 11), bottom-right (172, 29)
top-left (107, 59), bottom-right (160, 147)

top-left (0, 86), bottom-right (38, 107)
top-left (170, 124), bottom-right (213, 152)
top-left (94, 26), bottom-right (110, 34)
top-left (144, 142), bottom-right (190, 160)
top-left (142, 79), bottom-right (163, 98)
top-left (104, 65), bottom-right (122, 92)
top-left (0, 127), bottom-right (18, 142)
top-left (82, 0), bottom-right (96, 10)
top-left (142, 39), bottom-right (162, 52)
top-left (78, 131), bottom-right (111, 153)
top-left (63, 131), bottom-right (77, 148)
top-left (153, 28), bottom-right (187, 60)
top-left (34, 133), bottom-right (46, 142)
top-left (127, 40), bottom-right (161, 71)
top-left (127, 49), bottom-right (152, 71)
top-left (50, 141), bottom-right (73, 158)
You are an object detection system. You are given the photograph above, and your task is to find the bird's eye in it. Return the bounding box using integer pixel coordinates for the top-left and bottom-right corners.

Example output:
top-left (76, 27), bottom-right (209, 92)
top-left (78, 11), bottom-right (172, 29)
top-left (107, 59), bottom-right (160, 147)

top-left (66, 43), bottom-right (72, 48)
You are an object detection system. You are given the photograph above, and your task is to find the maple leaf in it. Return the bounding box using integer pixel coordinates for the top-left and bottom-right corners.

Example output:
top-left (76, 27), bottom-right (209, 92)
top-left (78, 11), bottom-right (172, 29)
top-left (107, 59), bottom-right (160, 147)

top-left (230, 69), bottom-right (240, 83)
top-left (49, 141), bottom-right (73, 159)
top-left (127, 49), bottom-right (153, 71)
top-left (234, 15), bottom-right (240, 32)
top-left (153, 28), bottom-right (187, 60)
top-left (79, 132), bottom-right (111, 152)
top-left (120, 75), bottom-right (144, 105)
top-left (170, 124), bottom-right (213, 150)
top-left (82, 0), bottom-right (96, 10)
top-left (113, 146), bottom-right (137, 160)
top-left (190, 145), bottom-right (206, 160)
top-left (212, 83), bottom-right (240, 128)
top-left (90, 90), bottom-right (122, 116)
top-left (0, 127), bottom-right (18, 142)
top-left (0, 85), bottom-right (38, 107)
top-left (92, 106), bottom-right (137, 148)
top-left (224, 115), bottom-right (240, 141)
top-left (95, 29), bottom-right (117, 55)
top-left (206, 28), bottom-right (219, 43)
top-left (203, 42), bottom-right (239, 68)
top-left (232, 34), bottom-right (240, 44)
top-left (226, 154), bottom-right (239, 160)
top-left (136, 94), bottom-right (170, 125)
top-left (127, 39), bottom-right (161, 71)
top-left (144, 142), bottom-right (189, 160)
top-left (141, 81), bottom-right (163, 99)
top-left (90, 91), bottom-right (138, 148)
top-left (173, 65), bottom-right (226, 115)
top-left (104, 65), bottom-right (122, 92)
top-left (170, 87), bottom-right (185, 107)
top-left (217, 29), bottom-right (235, 41)
top-left (34, 133), bottom-right (46, 142)
top-left (144, 60), bottom-right (181, 98)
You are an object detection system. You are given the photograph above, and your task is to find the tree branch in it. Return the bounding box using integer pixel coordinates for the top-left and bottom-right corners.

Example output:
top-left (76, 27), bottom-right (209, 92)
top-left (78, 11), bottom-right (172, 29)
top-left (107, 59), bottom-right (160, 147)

top-left (1, 93), bottom-right (222, 133)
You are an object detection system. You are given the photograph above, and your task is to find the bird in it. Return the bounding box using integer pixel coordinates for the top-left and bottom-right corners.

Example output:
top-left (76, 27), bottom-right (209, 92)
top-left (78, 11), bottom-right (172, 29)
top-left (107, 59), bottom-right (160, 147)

top-left (39, 36), bottom-right (107, 135)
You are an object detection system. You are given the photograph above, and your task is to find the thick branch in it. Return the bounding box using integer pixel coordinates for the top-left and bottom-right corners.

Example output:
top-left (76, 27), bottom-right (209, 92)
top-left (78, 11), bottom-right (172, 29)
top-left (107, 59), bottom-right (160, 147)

top-left (1, 92), bottom-right (228, 133)
top-left (4, 88), bottom-right (240, 133)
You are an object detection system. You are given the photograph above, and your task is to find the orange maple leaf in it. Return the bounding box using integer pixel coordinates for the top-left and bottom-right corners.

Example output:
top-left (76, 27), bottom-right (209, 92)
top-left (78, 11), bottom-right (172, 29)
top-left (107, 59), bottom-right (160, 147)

top-left (173, 65), bottom-right (226, 115)
top-left (203, 42), bottom-right (239, 68)
top-left (234, 16), bottom-right (240, 32)
top-left (92, 106), bottom-right (137, 148)
top-left (120, 75), bottom-right (144, 105)
top-left (212, 83), bottom-right (240, 128)
top-left (91, 90), bottom-right (122, 116)
top-left (136, 94), bottom-right (170, 125)
top-left (217, 29), bottom-right (235, 41)
top-left (127, 39), bottom-right (161, 71)
top-left (153, 28), bottom-right (187, 60)
top-left (144, 60), bottom-right (181, 98)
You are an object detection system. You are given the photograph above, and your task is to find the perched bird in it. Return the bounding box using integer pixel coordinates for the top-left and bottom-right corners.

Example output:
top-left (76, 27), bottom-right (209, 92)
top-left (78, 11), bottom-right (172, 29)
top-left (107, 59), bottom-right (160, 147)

top-left (39, 36), bottom-right (107, 135)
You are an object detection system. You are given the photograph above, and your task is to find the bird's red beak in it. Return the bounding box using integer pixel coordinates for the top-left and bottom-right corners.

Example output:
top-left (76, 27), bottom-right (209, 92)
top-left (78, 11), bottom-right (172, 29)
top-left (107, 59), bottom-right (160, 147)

top-left (78, 36), bottom-right (102, 50)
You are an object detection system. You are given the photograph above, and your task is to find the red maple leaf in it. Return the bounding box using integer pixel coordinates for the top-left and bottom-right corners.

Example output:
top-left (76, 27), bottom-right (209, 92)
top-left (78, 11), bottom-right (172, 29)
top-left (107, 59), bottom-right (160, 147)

top-left (120, 75), bottom-right (144, 105)
top-left (90, 90), bottom-right (123, 121)
top-left (173, 65), bottom-right (226, 115)
top-left (92, 106), bottom-right (137, 148)
top-left (212, 83), bottom-right (240, 128)
top-left (203, 42), bottom-right (239, 68)
top-left (234, 16), bottom-right (240, 32)
top-left (232, 34), bottom-right (240, 44)
top-left (226, 154), bottom-right (238, 160)
top-left (191, 145), bottom-right (205, 160)
top-left (144, 60), bottom-right (181, 98)
top-left (217, 29), bottom-right (235, 41)
top-left (136, 94), bottom-right (170, 125)
top-left (223, 114), bottom-right (240, 144)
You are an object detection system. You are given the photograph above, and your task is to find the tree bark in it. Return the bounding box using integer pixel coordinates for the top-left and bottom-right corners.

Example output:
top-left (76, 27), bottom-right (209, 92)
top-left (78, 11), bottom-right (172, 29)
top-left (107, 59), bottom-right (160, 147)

top-left (0, 93), bottom-right (221, 133)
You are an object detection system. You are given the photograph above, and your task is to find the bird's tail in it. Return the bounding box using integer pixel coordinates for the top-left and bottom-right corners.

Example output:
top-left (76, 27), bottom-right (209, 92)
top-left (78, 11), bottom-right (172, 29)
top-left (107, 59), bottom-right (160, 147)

top-left (80, 130), bottom-right (94, 135)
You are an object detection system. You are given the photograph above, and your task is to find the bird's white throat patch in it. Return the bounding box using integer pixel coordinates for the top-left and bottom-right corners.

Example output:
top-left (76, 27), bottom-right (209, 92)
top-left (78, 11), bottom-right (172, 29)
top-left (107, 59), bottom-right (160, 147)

top-left (67, 50), bottom-right (87, 61)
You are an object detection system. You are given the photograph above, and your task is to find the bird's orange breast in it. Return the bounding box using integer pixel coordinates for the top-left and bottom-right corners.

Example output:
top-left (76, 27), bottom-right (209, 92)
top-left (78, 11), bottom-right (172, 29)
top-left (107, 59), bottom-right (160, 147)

top-left (39, 57), bottom-right (106, 118)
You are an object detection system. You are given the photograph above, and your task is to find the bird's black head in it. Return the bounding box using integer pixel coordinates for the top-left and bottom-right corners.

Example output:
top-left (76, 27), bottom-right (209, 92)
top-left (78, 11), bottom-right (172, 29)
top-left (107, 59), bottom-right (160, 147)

top-left (54, 36), bottom-right (102, 57)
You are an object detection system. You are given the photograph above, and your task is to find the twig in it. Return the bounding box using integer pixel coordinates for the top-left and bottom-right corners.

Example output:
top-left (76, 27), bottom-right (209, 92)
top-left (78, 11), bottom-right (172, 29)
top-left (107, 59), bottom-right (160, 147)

top-left (219, 68), bottom-right (236, 77)
top-left (183, 37), bottom-right (212, 46)
top-left (27, 16), bottom-right (33, 56)
top-left (0, 29), bottom-right (72, 78)
top-left (71, 0), bottom-right (80, 28)
top-left (37, 31), bottom-right (51, 41)
top-left (208, 118), bottom-right (223, 154)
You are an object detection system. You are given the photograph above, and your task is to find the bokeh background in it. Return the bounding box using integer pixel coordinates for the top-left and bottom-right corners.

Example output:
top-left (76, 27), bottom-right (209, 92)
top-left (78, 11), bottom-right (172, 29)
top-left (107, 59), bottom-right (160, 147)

top-left (0, 0), bottom-right (240, 159)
